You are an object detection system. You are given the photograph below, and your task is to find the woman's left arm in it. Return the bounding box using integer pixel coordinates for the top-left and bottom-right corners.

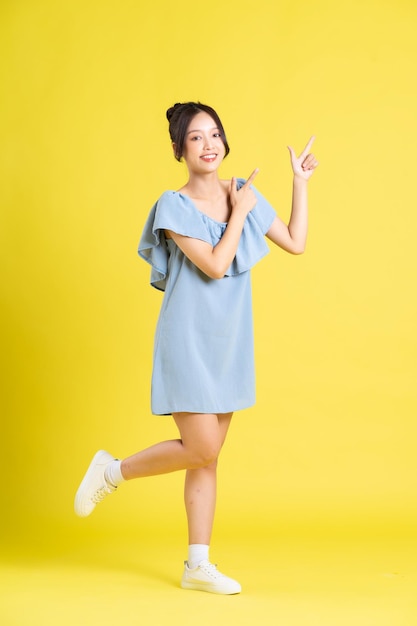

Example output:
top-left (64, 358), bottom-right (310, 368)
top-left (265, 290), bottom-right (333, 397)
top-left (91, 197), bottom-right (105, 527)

top-left (266, 136), bottom-right (318, 254)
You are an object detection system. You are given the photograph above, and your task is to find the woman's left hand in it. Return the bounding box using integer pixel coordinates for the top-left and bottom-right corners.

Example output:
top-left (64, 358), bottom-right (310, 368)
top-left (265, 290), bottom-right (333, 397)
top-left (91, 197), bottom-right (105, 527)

top-left (288, 136), bottom-right (319, 181)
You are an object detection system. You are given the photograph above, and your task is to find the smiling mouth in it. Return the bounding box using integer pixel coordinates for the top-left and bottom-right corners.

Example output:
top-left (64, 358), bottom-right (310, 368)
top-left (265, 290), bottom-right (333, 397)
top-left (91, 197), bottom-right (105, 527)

top-left (200, 154), bottom-right (217, 161)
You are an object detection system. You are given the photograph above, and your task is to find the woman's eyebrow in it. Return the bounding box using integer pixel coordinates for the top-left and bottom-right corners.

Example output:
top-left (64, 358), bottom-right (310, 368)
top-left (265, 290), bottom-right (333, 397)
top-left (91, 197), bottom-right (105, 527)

top-left (186, 127), bottom-right (220, 134)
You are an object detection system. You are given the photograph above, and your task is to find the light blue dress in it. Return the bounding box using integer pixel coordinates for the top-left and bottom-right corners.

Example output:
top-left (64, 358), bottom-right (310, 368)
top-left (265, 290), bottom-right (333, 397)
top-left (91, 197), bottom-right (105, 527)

top-left (138, 179), bottom-right (276, 415)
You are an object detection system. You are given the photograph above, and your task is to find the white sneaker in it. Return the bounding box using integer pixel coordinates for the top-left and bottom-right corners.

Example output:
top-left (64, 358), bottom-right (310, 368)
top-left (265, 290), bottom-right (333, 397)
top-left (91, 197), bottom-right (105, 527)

top-left (181, 560), bottom-right (241, 595)
top-left (74, 450), bottom-right (117, 517)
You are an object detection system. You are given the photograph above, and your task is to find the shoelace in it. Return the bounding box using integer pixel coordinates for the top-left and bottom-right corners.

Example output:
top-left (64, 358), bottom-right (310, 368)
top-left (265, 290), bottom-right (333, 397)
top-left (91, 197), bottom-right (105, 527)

top-left (199, 561), bottom-right (225, 580)
top-left (91, 483), bottom-right (117, 504)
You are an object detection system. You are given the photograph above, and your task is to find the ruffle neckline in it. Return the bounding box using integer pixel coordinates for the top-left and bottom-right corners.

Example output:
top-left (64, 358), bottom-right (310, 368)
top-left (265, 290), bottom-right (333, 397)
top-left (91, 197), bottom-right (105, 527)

top-left (138, 180), bottom-right (276, 290)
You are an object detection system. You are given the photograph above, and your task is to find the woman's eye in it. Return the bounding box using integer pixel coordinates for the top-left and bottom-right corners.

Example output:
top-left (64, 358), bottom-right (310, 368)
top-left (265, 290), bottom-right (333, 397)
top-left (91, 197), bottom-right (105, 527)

top-left (190, 136), bottom-right (201, 141)
top-left (213, 133), bottom-right (221, 137)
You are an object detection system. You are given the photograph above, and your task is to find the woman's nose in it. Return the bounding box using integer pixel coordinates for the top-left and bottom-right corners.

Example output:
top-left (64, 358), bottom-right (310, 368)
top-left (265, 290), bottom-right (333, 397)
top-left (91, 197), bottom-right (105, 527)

top-left (203, 135), bottom-right (214, 149)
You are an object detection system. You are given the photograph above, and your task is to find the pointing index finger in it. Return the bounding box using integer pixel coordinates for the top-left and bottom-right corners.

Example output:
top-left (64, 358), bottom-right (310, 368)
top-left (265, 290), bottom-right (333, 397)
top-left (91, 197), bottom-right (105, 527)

top-left (301, 136), bottom-right (315, 158)
top-left (245, 168), bottom-right (259, 187)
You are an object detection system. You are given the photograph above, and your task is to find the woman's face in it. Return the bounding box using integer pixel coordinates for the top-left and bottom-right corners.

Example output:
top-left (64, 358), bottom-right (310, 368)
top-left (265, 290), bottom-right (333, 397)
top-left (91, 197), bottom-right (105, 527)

top-left (178, 111), bottom-right (226, 174)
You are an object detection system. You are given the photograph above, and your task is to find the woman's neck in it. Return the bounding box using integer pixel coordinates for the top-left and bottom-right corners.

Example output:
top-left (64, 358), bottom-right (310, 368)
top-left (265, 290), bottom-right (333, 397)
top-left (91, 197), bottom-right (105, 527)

top-left (181, 172), bottom-right (225, 200)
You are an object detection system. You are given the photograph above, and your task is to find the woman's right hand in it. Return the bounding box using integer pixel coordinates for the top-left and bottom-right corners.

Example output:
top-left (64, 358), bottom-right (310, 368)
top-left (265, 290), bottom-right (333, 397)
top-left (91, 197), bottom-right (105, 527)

top-left (229, 169), bottom-right (259, 216)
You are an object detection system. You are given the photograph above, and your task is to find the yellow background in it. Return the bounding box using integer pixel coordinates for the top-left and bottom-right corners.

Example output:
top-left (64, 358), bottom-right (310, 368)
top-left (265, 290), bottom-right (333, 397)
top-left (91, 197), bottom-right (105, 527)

top-left (1, 1), bottom-right (416, 624)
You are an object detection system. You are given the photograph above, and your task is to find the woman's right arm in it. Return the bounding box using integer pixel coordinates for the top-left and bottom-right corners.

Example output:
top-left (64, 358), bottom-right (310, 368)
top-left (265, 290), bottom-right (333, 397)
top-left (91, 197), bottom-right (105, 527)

top-left (166, 170), bottom-right (259, 279)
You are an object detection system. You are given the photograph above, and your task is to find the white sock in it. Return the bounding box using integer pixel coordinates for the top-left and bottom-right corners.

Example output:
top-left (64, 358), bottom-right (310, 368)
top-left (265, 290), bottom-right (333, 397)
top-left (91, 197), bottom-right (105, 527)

top-left (104, 459), bottom-right (125, 487)
top-left (187, 544), bottom-right (210, 569)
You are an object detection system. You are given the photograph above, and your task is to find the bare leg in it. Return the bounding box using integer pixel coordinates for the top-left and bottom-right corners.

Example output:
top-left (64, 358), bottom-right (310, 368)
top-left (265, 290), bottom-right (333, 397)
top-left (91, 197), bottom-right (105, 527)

top-left (121, 412), bottom-right (231, 481)
top-left (121, 439), bottom-right (191, 479)
top-left (174, 413), bottom-right (233, 545)
top-left (75, 411), bottom-right (239, 591)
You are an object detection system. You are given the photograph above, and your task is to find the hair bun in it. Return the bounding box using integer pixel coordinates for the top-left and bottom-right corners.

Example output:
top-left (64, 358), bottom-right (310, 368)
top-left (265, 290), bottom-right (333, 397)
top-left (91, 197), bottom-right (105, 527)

top-left (166, 102), bottom-right (183, 122)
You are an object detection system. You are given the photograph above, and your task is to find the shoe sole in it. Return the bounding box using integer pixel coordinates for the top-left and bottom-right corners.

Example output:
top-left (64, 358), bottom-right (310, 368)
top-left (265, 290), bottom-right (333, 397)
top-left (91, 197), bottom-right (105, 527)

top-left (181, 580), bottom-right (241, 595)
top-left (74, 450), bottom-right (112, 517)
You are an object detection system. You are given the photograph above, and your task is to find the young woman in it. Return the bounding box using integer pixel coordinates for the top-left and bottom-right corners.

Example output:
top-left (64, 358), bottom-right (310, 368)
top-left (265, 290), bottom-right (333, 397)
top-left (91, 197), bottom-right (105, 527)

top-left (74, 102), bottom-right (318, 595)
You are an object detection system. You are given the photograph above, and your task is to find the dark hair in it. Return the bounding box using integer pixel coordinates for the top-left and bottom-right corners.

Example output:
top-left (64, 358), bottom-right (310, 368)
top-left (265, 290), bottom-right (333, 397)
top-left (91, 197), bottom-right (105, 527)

top-left (166, 102), bottom-right (230, 162)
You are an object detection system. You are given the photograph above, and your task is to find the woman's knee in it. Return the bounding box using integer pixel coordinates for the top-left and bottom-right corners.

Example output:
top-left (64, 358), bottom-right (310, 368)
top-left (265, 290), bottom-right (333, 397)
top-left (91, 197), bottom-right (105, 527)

top-left (184, 439), bottom-right (221, 469)
top-left (188, 441), bottom-right (220, 468)
top-left (173, 412), bottom-right (223, 468)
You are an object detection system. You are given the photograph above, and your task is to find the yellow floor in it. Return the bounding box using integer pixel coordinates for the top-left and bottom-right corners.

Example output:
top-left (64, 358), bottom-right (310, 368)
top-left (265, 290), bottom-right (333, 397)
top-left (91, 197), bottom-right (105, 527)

top-left (1, 525), bottom-right (415, 626)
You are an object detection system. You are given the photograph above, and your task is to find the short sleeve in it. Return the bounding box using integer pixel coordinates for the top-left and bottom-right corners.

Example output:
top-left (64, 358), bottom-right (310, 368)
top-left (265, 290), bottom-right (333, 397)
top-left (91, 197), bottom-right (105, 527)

top-left (250, 184), bottom-right (277, 234)
top-left (138, 191), bottom-right (212, 290)
top-left (224, 180), bottom-right (276, 276)
top-left (138, 183), bottom-right (277, 289)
